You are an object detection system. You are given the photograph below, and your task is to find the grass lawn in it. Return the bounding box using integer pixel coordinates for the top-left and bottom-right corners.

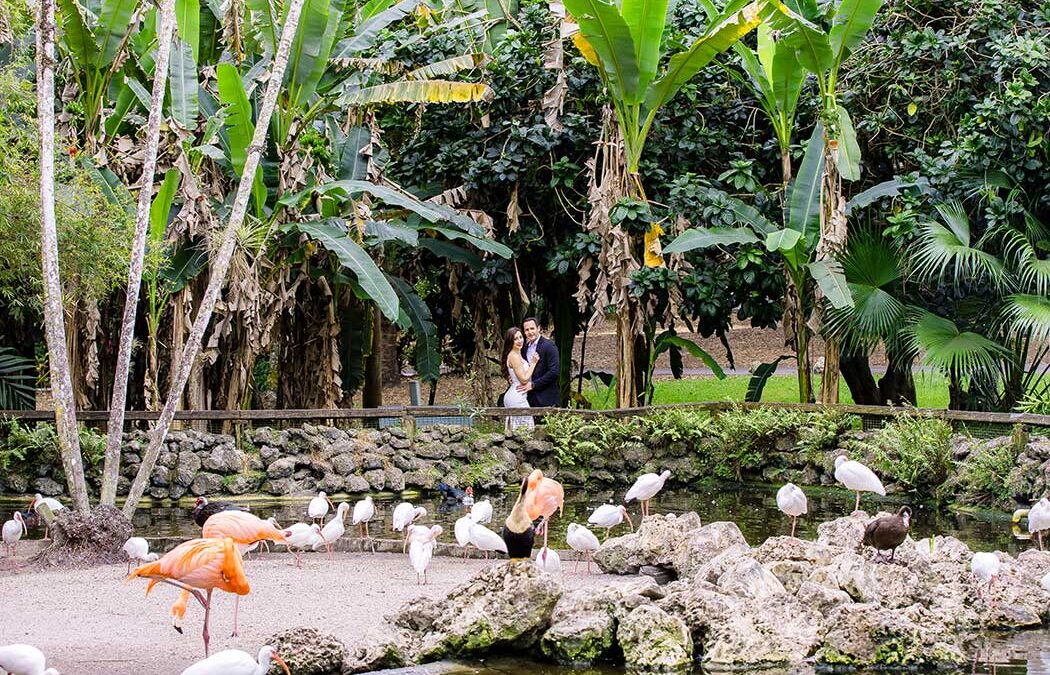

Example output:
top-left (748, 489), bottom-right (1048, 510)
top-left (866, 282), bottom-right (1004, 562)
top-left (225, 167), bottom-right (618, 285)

top-left (584, 372), bottom-right (951, 409)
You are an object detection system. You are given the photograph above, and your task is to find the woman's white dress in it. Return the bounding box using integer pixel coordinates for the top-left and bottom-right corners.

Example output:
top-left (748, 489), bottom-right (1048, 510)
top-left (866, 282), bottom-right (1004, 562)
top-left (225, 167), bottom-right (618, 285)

top-left (503, 364), bottom-right (534, 432)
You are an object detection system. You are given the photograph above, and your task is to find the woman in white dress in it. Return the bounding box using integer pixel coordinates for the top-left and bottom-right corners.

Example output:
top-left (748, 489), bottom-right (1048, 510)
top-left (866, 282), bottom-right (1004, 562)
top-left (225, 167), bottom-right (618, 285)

top-left (502, 327), bottom-right (539, 432)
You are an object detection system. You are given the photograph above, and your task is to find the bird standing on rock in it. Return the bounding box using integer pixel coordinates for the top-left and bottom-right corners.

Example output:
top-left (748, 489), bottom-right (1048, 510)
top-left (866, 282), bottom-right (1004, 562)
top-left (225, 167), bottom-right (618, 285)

top-left (834, 456), bottom-right (885, 513)
top-left (776, 483), bottom-right (808, 537)
top-left (566, 523), bottom-right (600, 574)
top-left (971, 551), bottom-right (1001, 605)
top-left (862, 506), bottom-right (912, 563)
top-left (625, 470), bottom-right (671, 518)
top-left (587, 504), bottom-right (634, 541)
top-left (0, 644), bottom-right (60, 675)
top-left (180, 645), bottom-right (290, 675)
top-left (3, 512), bottom-right (27, 558)
top-left (501, 476), bottom-right (535, 559)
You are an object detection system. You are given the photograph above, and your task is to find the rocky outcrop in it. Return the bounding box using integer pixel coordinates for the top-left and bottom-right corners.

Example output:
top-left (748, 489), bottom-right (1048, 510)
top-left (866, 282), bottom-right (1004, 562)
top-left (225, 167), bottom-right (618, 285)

top-left (616, 604), bottom-right (693, 672)
top-left (267, 627), bottom-right (346, 675)
top-left (594, 512), bottom-right (703, 575)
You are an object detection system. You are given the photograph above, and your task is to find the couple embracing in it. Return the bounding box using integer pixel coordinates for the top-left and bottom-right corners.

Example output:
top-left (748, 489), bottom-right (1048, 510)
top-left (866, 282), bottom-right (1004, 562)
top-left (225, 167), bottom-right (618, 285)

top-left (501, 317), bottom-right (560, 431)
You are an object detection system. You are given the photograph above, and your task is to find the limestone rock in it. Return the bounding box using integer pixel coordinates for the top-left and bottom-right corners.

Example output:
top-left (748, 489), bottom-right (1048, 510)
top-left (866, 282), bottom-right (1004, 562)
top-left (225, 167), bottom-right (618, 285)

top-left (342, 630), bottom-right (408, 673)
top-left (190, 472), bottom-right (224, 496)
top-left (384, 466), bottom-right (405, 492)
top-left (203, 444), bottom-right (245, 473)
top-left (32, 477), bottom-right (63, 496)
top-left (595, 512), bottom-right (703, 575)
top-left (363, 469), bottom-right (386, 491)
top-left (795, 580), bottom-right (853, 617)
top-left (818, 603), bottom-right (965, 668)
top-left (672, 521), bottom-right (748, 578)
top-left (616, 604), bottom-right (692, 672)
top-left (816, 512), bottom-right (870, 549)
top-left (332, 453), bottom-right (358, 476)
top-left (175, 451), bottom-right (201, 487)
top-left (267, 627), bottom-right (346, 674)
top-left (267, 457), bottom-right (296, 479)
top-left (318, 473), bottom-right (344, 494)
top-left (345, 475), bottom-right (370, 493)
top-left (703, 595), bottom-right (823, 668)
top-left (150, 465), bottom-right (170, 487)
top-left (715, 557), bottom-right (787, 599)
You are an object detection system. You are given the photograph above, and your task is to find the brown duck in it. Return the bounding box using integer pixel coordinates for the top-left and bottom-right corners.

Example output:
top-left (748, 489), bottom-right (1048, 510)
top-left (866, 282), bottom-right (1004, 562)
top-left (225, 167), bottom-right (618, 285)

top-left (862, 506), bottom-right (912, 563)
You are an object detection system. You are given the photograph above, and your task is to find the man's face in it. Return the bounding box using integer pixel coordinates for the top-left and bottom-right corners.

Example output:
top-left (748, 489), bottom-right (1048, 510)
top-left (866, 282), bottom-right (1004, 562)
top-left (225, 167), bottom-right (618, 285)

top-left (523, 320), bottom-right (539, 344)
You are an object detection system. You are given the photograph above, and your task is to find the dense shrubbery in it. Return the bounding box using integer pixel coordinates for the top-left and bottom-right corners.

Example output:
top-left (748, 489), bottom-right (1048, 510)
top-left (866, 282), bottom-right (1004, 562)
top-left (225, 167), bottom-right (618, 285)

top-left (853, 413), bottom-right (955, 499)
top-left (0, 419), bottom-right (106, 479)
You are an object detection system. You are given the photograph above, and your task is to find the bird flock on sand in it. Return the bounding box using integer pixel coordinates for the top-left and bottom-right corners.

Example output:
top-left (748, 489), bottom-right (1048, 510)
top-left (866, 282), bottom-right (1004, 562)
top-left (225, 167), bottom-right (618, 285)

top-left (7, 451), bottom-right (1050, 674)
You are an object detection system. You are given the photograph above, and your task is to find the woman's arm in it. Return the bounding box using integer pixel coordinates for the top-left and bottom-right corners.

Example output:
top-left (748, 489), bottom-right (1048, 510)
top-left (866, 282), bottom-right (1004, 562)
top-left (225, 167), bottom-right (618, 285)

top-left (508, 352), bottom-right (538, 383)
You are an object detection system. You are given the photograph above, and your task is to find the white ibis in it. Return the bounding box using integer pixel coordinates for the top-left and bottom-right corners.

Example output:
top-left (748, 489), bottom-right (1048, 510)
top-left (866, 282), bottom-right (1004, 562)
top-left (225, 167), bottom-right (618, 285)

top-left (454, 512), bottom-right (474, 560)
top-left (534, 546), bottom-right (561, 573)
top-left (587, 504), bottom-right (634, 540)
top-left (470, 499), bottom-right (493, 524)
top-left (313, 503), bottom-right (349, 559)
top-left (624, 470), bottom-right (671, 518)
top-left (29, 494), bottom-right (64, 539)
top-left (408, 525), bottom-right (442, 584)
top-left (122, 536), bottom-right (159, 574)
top-left (567, 523), bottom-right (600, 574)
top-left (1027, 498), bottom-right (1050, 550)
top-left (468, 522), bottom-right (507, 559)
top-left (3, 512), bottom-right (27, 558)
top-left (833, 455), bottom-right (886, 512)
top-left (392, 503), bottom-right (427, 552)
top-left (971, 551), bottom-right (1001, 605)
top-left (180, 645), bottom-right (290, 675)
top-left (776, 483), bottom-right (808, 537)
top-left (307, 491), bottom-right (335, 524)
top-left (282, 523), bottom-right (324, 567)
top-left (0, 643), bottom-right (60, 675)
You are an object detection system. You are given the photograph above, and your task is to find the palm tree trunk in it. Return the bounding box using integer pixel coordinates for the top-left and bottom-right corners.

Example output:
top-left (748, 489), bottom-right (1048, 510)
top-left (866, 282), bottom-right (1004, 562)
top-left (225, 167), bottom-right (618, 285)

top-left (100, 0), bottom-right (177, 506)
top-left (122, 0), bottom-right (306, 519)
top-left (37, 0), bottom-right (89, 512)
top-left (818, 139), bottom-right (847, 405)
top-left (362, 304), bottom-right (383, 407)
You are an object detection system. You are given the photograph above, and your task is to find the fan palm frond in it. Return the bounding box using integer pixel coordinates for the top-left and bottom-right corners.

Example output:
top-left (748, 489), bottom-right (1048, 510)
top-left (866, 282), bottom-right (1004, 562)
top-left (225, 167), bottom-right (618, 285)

top-left (913, 201), bottom-right (1006, 289)
top-left (1004, 294), bottom-right (1050, 343)
top-left (906, 312), bottom-right (1010, 381)
top-left (825, 233), bottom-right (907, 353)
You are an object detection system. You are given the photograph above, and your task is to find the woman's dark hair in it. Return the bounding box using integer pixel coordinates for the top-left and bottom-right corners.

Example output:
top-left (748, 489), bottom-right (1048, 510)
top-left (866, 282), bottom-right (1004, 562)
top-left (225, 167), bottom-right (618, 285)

top-left (502, 328), bottom-right (521, 383)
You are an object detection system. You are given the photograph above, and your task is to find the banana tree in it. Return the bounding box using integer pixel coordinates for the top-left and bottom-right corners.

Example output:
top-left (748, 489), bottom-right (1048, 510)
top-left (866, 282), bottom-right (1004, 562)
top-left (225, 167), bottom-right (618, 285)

top-left (665, 124), bottom-right (853, 402)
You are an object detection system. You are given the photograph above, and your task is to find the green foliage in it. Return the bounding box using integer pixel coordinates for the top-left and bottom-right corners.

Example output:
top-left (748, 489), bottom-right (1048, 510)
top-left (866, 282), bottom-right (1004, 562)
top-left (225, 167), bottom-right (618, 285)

top-left (856, 412), bottom-right (953, 497)
top-left (1018, 390), bottom-right (1050, 415)
top-left (542, 413), bottom-right (639, 467)
top-left (0, 418), bottom-right (106, 477)
top-left (950, 437), bottom-right (1022, 507)
top-left (638, 408), bottom-right (711, 445)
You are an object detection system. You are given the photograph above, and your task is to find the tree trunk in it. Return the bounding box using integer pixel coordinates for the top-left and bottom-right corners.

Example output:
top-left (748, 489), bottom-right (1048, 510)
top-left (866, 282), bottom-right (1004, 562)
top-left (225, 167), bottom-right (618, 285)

top-left (615, 311), bottom-right (636, 408)
top-left (878, 358), bottom-right (916, 406)
top-left (790, 281), bottom-right (813, 403)
top-left (362, 304), bottom-right (382, 407)
top-left (100, 0), bottom-right (177, 506)
top-left (818, 138), bottom-right (847, 404)
top-left (122, 0), bottom-right (306, 519)
top-left (840, 351), bottom-right (879, 405)
top-left (36, 0), bottom-right (89, 512)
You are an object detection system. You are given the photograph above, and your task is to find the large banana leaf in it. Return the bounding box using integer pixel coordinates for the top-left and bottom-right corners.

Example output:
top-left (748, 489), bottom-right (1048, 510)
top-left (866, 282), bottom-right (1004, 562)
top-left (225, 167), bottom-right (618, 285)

top-left (286, 0), bottom-right (346, 107)
top-left (844, 175), bottom-right (929, 215)
top-left (216, 63), bottom-right (267, 216)
top-left (764, 0), bottom-right (831, 75)
top-left (245, 0), bottom-right (279, 55)
top-left (828, 0), bottom-right (884, 69)
top-left (57, 0), bottom-right (96, 68)
top-left (175, 0), bottom-right (201, 59)
top-left (423, 224), bottom-right (513, 258)
top-left (663, 227), bottom-right (759, 254)
top-left (622, 0), bottom-right (670, 95)
top-left (765, 228), bottom-right (803, 269)
top-left (297, 220), bottom-right (400, 321)
top-left (418, 238), bottom-right (484, 267)
top-left (808, 259), bottom-right (853, 309)
top-left (104, 72), bottom-right (140, 137)
top-left (333, 0), bottom-right (420, 58)
top-left (169, 38), bottom-right (199, 127)
top-left (787, 122), bottom-right (824, 249)
top-left (95, 0), bottom-right (139, 66)
top-left (562, 0), bottom-right (640, 103)
top-left (149, 169), bottom-right (181, 244)
top-left (406, 54), bottom-right (488, 79)
top-left (328, 123), bottom-right (371, 180)
top-left (281, 180), bottom-right (450, 223)
top-left (835, 107), bottom-right (861, 180)
top-left (388, 275), bottom-right (440, 383)
top-left (338, 80), bottom-right (494, 105)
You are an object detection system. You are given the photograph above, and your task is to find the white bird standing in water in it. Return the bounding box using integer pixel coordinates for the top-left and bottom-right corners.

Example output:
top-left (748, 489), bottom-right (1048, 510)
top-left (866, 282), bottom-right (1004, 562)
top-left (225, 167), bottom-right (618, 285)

top-left (180, 645), bottom-right (290, 675)
top-left (971, 551), bottom-right (1001, 605)
top-left (307, 491), bottom-right (335, 524)
top-left (776, 483), bottom-right (808, 537)
top-left (470, 499), bottom-right (493, 524)
top-left (454, 511), bottom-right (475, 560)
top-left (833, 456), bottom-right (885, 512)
top-left (1027, 498), bottom-right (1050, 550)
top-left (314, 503), bottom-right (350, 558)
top-left (122, 536), bottom-right (159, 574)
top-left (468, 522), bottom-right (507, 559)
top-left (587, 504), bottom-right (634, 541)
top-left (534, 546), bottom-right (561, 573)
top-left (566, 523), bottom-right (601, 574)
top-left (408, 525), bottom-right (442, 584)
top-left (624, 470), bottom-right (671, 518)
top-left (3, 512), bottom-right (27, 558)
top-left (0, 643), bottom-right (60, 675)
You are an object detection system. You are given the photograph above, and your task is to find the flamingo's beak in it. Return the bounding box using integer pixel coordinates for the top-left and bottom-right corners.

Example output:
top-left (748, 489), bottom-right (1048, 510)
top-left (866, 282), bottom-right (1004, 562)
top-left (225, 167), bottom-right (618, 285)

top-left (274, 653), bottom-right (292, 675)
top-left (623, 510), bottom-right (634, 532)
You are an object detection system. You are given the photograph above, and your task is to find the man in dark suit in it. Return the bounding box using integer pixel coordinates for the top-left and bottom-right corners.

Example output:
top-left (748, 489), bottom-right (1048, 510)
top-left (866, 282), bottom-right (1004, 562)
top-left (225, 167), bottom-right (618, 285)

top-left (518, 317), bottom-right (561, 409)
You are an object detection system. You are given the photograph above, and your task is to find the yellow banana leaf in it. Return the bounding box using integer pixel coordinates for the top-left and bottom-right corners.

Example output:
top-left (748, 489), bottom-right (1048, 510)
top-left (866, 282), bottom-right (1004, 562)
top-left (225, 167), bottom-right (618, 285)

top-left (644, 222), bottom-right (665, 267)
top-left (340, 80), bottom-right (495, 105)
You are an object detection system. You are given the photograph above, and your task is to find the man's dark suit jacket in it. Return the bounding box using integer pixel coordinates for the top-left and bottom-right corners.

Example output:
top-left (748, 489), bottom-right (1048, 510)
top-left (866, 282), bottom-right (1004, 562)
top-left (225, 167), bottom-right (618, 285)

top-left (521, 335), bottom-right (560, 407)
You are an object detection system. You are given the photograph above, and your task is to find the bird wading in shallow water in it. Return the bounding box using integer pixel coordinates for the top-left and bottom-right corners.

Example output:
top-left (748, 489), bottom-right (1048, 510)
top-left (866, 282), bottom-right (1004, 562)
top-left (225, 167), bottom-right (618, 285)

top-left (776, 483), bottom-right (808, 537)
top-left (127, 537), bottom-right (250, 656)
top-left (862, 506), bottom-right (912, 563)
top-left (0, 643), bottom-right (60, 675)
top-left (179, 645), bottom-right (290, 675)
top-left (502, 476), bottom-right (535, 560)
top-left (834, 456), bottom-right (886, 513)
top-left (624, 470), bottom-right (671, 519)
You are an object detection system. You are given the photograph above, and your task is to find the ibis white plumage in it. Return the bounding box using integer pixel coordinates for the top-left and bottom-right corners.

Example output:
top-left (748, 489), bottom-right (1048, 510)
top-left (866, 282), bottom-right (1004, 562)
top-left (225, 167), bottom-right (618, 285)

top-left (0, 643), bottom-right (60, 675)
top-left (392, 503), bottom-right (427, 553)
top-left (179, 645), bottom-right (290, 675)
top-left (566, 523), bottom-right (601, 574)
top-left (468, 522), bottom-right (507, 558)
top-left (314, 502), bottom-right (350, 558)
top-left (624, 470), bottom-right (671, 518)
top-left (122, 536), bottom-right (159, 574)
top-left (470, 499), bottom-right (493, 524)
top-left (283, 523), bottom-right (324, 567)
top-left (3, 512), bottom-right (27, 559)
top-left (776, 483), bottom-right (808, 537)
top-left (30, 494), bottom-right (64, 540)
top-left (833, 456), bottom-right (886, 512)
top-left (587, 504), bottom-right (634, 541)
top-left (970, 551), bottom-right (1001, 605)
top-left (1028, 498), bottom-right (1050, 550)
top-left (408, 525), bottom-right (442, 584)
top-left (352, 496), bottom-right (376, 551)
top-left (454, 513), bottom-right (474, 560)
top-left (534, 546), bottom-right (561, 574)
top-left (307, 491), bottom-right (335, 524)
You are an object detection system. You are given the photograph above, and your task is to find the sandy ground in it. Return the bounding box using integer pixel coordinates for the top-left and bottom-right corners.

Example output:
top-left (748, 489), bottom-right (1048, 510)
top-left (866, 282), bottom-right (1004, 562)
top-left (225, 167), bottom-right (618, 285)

top-left (0, 544), bottom-right (626, 675)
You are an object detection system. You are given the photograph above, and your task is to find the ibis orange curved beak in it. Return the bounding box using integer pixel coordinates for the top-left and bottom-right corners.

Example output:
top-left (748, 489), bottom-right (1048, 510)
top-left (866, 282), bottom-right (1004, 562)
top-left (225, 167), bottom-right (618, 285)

top-left (274, 652), bottom-right (292, 675)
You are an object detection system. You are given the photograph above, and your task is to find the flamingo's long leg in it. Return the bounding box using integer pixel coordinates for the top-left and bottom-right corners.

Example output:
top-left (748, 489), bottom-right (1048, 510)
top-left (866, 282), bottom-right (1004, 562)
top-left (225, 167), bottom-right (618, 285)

top-left (231, 596), bottom-right (240, 637)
